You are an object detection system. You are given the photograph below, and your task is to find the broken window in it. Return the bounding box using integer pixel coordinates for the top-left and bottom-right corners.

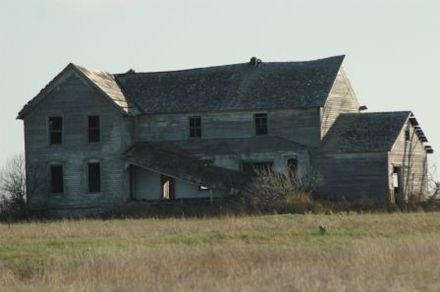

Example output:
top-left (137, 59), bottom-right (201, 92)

top-left (405, 127), bottom-right (410, 142)
top-left (50, 165), bottom-right (64, 194)
top-left (393, 166), bottom-right (401, 194)
top-left (88, 116), bottom-right (100, 143)
top-left (88, 162), bottom-right (101, 193)
top-left (254, 113), bottom-right (268, 135)
top-left (189, 116), bottom-right (201, 137)
top-left (243, 161), bottom-right (273, 175)
top-left (49, 116), bottom-right (63, 144)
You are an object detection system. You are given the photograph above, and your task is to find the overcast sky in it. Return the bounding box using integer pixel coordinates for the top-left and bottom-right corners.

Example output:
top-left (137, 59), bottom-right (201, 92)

top-left (1, 0), bottom-right (439, 177)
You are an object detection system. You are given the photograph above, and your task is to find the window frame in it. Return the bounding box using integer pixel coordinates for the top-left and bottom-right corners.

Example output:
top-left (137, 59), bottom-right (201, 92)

top-left (87, 162), bottom-right (101, 194)
top-left (48, 116), bottom-right (63, 145)
top-left (189, 116), bottom-right (202, 138)
top-left (50, 164), bottom-right (64, 194)
top-left (87, 115), bottom-right (101, 143)
top-left (254, 113), bottom-right (268, 135)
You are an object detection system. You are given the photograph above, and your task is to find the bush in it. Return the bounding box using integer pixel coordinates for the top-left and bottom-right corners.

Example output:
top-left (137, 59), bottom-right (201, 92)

top-left (243, 167), bottom-right (318, 212)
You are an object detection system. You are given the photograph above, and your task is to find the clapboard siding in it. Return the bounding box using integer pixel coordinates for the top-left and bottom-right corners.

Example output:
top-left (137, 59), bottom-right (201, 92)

top-left (321, 68), bottom-right (360, 139)
top-left (136, 108), bottom-right (321, 147)
top-left (388, 121), bottom-right (428, 200)
top-left (314, 152), bottom-right (389, 200)
top-left (24, 73), bottom-right (133, 211)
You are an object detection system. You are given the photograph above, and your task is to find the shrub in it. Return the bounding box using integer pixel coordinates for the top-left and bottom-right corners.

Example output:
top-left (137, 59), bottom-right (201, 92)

top-left (243, 167), bottom-right (318, 212)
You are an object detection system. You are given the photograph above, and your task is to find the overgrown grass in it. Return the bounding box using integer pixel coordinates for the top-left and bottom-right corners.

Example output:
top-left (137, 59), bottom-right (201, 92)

top-left (1, 212), bottom-right (440, 291)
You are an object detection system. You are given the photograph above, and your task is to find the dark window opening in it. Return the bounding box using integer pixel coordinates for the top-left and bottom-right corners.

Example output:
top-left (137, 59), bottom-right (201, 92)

top-left (255, 113), bottom-right (268, 135)
top-left (243, 161), bottom-right (273, 175)
top-left (287, 158), bottom-right (298, 177)
top-left (49, 116), bottom-right (63, 144)
top-left (88, 163), bottom-right (101, 193)
top-left (50, 165), bottom-right (64, 194)
top-left (189, 116), bottom-right (201, 137)
top-left (161, 175), bottom-right (175, 200)
top-left (405, 127), bottom-right (410, 142)
top-left (88, 116), bottom-right (100, 143)
top-left (393, 166), bottom-right (401, 195)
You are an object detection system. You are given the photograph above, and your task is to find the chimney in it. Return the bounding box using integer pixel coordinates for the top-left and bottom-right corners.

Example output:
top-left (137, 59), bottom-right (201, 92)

top-left (249, 57), bottom-right (262, 66)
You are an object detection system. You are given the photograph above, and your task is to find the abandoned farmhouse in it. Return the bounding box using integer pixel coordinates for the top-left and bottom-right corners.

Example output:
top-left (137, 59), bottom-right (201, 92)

top-left (17, 55), bottom-right (434, 215)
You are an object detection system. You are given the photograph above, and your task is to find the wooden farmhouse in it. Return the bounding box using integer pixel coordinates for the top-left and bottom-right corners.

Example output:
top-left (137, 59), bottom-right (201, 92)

top-left (17, 56), bottom-right (434, 215)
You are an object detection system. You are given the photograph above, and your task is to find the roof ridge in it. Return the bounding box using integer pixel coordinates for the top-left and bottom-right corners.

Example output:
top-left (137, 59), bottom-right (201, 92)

top-left (113, 55), bottom-right (345, 76)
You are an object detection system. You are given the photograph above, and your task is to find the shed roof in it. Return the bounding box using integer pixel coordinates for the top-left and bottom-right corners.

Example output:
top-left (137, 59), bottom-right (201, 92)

top-left (148, 136), bottom-right (308, 156)
top-left (320, 111), bottom-right (412, 153)
top-left (124, 142), bottom-right (251, 192)
top-left (114, 55), bottom-right (345, 114)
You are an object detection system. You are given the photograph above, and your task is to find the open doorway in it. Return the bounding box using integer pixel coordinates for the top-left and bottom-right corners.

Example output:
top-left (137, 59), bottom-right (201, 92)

top-left (161, 175), bottom-right (175, 200)
top-left (393, 166), bottom-right (402, 196)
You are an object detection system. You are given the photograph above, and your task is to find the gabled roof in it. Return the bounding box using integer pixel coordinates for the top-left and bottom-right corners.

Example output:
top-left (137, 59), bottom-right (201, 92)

top-left (320, 111), bottom-right (412, 153)
top-left (115, 55), bottom-right (345, 114)
top-left (17, 63), bottom-right (137, 119)
top-left (124, 142), bottom-right (251, 192)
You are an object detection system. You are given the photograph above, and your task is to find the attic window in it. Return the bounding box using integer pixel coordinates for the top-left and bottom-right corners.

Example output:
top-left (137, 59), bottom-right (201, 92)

top-left (405, 127), bottom-right (410, 142)
top-left (49, 116), bottom-right (63, 145)
top-left (189, 116), bottom-right (201, 138)
top-left (255, 113), bottom-right (268, 135)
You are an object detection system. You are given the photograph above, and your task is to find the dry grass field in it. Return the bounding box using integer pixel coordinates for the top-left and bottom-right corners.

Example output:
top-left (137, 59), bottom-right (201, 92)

top-left (1, 212), bottom-right (440, 291)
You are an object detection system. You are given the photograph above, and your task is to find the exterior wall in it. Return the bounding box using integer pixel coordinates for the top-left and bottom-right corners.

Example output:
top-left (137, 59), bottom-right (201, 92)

top-left (24, 72), bottom-right (133, 212)
top-left (321, 68), bottom-right (360, 139)
top-left (135, 108), bottom-right (322, 147)
top-left (388, 121), bottom-right (428, 201)
top-left (313, 152), bottom-right (389, 200)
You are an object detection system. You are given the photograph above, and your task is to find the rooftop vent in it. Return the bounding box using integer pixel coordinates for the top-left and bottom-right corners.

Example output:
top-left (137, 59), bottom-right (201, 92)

top-left (250, 57), bottom-right (262, 66)
top-left (359, 105), bottom-right (368, 111)
top-left (126, 69), bottom-right (136, 74)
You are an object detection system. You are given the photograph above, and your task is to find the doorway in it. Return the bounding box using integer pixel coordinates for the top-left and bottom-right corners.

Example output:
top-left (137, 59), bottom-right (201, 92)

top-left (161, 175), bottom-right (175, 200)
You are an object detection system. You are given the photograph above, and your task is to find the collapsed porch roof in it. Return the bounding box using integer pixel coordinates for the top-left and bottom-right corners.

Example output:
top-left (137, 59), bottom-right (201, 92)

top-left (124, 142), bottom-right (251, 192)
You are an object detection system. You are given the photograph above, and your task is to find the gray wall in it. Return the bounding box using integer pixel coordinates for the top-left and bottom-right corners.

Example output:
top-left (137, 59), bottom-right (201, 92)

top-left (388, 121), bottom-right (428, 201)
top-left (313, 152), bottom-right (389, 200)
top-left (136, 108), bottom-right (321, 147)
top-left (24, 72), bottom-right (133, 211)
top-left (321, 68), bottom-right (360, 139)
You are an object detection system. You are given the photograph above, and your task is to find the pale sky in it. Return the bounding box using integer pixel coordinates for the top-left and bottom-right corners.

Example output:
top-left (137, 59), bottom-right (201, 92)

top-left (0, 0), bottom-right (439, 178)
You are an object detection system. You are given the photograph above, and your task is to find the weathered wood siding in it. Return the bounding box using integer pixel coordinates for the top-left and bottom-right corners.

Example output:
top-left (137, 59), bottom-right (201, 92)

top-left (388, 121), bottom-right (428, 201)
top-left (136, 108), bottom-right (321, 147)
top-left (321, 68), bottom-right (360, 139)
top-left (24, 72), bottom-right (133, 212)
top-left (313, 152), bottom-right (389, 200)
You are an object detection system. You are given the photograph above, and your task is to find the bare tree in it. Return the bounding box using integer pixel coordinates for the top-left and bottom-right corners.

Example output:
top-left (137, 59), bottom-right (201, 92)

top-left (427, 163), bottom-right (440, 200)
top-left (0, 154), bottom-right (27, 220)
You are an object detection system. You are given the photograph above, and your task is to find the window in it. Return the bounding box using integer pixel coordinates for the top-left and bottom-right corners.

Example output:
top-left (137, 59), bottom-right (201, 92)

top-left (189, 116), bottom-right (201, 137)
top-left (254, 113), bottom-right (268, 135)
top-left (88, 163), bottom-right (101, 193)
top-left (242, 161), bottom-right (273, 175)
top-left (49, 116), bottom-right (63, 144)
top-left (287, 158), bottom-right (298, 177)
top-left (50, 165), bottom-right (64, 194)
top-left (393, 166), bottom-right (401, 194)
top-left (88, 116), bottom-right (100, 143)
top-left (405, 127), bottom-right (410, 142)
